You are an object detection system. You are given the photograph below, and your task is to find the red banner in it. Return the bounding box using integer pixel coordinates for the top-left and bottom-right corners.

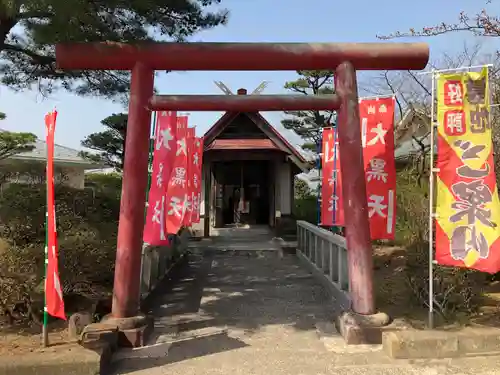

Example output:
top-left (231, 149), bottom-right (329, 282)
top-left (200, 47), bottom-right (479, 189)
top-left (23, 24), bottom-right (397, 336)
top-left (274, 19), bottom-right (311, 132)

top-left (157, 111), bottom-right (179, 183)
top-left (165, 116), bottom-right (189, 234)
top-left (360, 97), bottom-right (397, 239)
top-left (320, 128), bottom-right (344, 226)
top-left (45, 110), bottom-right (66, 320)
top-left (191, 137), bottom-right (204, 224)
top-left (143, 111), bottom-right (177, 245)
top-left (182, 128), bottom-right (195, 227)
top-left (321, 97), bottom-right (396, 240)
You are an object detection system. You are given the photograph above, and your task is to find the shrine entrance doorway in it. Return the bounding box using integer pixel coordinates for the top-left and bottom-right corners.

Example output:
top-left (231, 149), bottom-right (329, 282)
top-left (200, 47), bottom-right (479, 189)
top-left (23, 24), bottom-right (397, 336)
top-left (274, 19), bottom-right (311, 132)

top-left (213, 159), bottom-right (271, 227)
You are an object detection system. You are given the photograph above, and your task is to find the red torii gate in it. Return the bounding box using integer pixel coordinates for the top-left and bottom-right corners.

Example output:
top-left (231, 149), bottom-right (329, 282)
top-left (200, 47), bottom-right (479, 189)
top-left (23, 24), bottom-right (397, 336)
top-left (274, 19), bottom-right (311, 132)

top-left (56, 42), bottom-right (429, 345)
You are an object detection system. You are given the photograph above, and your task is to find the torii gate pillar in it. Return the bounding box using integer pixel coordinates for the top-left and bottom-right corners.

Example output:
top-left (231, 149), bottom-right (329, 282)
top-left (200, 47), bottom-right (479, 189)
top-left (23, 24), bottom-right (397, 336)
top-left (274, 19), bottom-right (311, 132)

top-left (111, 63), bottom-right (154, 335)
top-left (335, 62), bottom-right (391, 343)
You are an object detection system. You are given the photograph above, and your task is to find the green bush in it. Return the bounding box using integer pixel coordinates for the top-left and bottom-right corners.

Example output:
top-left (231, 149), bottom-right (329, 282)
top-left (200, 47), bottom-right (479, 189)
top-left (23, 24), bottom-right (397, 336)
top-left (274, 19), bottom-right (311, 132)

top-left (85, 173), bottom-right (123, 200)
top-left (293, 195), bottom-right (319, 224)
top-left (293, 177), bottom-right (320, 224)
top-left (0, 183), bottom-right (120, 320)
top-left (395, 167), bottom-right (486, 321)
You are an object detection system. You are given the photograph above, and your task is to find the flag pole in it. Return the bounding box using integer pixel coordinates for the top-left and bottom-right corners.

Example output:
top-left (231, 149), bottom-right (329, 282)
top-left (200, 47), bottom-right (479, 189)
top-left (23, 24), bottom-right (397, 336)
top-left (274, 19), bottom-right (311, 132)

top-left (316, 133), bottom-right (322, 227)
top-left (42, 110), bottom-right (54, 347)
top-left (332, 124), bottom-right (338, 233)
top-left (417, 63), bottom-right (493, 76)
top-left (140, 111), bottom-right (157, 300)
top-left (428, 70), bottom-right (436, 329)
top-left (43, 209), bottom-right (49, 347)
top-left (145, 111), bottom-right (158, 220)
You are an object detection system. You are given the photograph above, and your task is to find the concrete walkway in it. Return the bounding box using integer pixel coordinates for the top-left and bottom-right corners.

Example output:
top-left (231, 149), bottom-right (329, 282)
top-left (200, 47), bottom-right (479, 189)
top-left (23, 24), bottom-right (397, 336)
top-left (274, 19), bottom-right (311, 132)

top-left (111, 251), bottom-right (500, 375)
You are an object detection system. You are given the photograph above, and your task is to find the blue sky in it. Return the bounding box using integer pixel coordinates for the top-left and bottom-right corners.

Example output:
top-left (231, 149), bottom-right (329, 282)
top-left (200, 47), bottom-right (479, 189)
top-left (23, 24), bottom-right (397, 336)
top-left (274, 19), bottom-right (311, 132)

top-left (0, 0), bottom-right (498, 149)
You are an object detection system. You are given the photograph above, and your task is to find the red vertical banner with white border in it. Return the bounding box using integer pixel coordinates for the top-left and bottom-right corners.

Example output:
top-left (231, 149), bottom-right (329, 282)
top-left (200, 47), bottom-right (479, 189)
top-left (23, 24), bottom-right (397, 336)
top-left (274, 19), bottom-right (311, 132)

top-left (320, 127), bottom-right (345, 226)
top-left (45, 110), bottom-right (66, 320)
top-left (359, 97), bottom-right (397, 240)
top-left (329, 97), bottom-right (396, 240)
top-left (182, 127), bottom-right (195, 227)
top-left (191, 137), bottom-right (204, 224)
top-left (143, 111), bottom-right (177, 245)
top-left (165, 116), bottom-right (189, 234)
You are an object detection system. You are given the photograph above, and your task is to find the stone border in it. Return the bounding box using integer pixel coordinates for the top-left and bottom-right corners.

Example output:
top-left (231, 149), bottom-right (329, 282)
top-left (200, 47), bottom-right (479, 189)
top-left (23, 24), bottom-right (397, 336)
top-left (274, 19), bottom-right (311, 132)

top-left (383, 327), bottom-right (500, 359)
top-left (140, 252), bottom-right (190, 312)
top-left (0, 343), bottom-right (112, 375)
top-left (74, 252), bottom-right (190, 356)
top-left (140, 229), bottom-right (190, 299)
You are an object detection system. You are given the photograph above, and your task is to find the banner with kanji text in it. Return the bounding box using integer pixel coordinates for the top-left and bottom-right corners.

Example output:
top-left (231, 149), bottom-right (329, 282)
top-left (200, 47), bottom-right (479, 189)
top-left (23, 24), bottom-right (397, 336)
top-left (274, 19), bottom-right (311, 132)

top-left (321, 97), bottom-right (397, 240)
top-left (191, 137), bottom-right (204, 223)
top-left (165, 116), bottom-right (189, 234)
top-left (45, 110), bottom-right (66, 320)
top-left (143, 111), bottom-right (177, 245)
top-left (182, 127), bottom-right (195, 227)
top-left (434, 67), bottom-right (500, 273)
top-left (359, 97), bottom-right (397, 239)
top-left (320, 127), bottom-right (344, 226)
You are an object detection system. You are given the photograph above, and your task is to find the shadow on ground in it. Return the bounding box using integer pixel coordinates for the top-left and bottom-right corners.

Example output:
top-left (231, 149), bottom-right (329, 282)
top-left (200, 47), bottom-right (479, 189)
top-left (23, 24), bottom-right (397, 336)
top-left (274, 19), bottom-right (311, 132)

top-left (112, 331), bottom-right (249, 373)
top-left (152, 250), bottom-right (335, 332)
top-left (112, 249), bottom-right (337, 374)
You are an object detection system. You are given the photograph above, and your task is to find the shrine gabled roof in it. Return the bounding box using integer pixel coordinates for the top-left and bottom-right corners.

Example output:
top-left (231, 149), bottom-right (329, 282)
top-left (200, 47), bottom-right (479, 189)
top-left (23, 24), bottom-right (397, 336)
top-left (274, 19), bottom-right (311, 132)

top-left (203, 111), bottom-right (312, 172)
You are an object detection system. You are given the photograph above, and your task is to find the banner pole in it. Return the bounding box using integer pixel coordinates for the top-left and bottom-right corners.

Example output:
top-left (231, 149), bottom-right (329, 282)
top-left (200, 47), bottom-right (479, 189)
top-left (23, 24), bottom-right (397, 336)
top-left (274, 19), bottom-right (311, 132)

top-left (332, 124), bottom-right (338, 233)
top-left (43, 210), bottom-right (49, 347)
top-left (428, 70), bottom-right (437, 329)
top-left (145, 111), bottom-right (158, 220)
top-left (358, 93), bottom-right (396, 101)
top-left (417, 63), bottom-right (493, 76)
top-left (316, 134), bottom-right (322, 227)
top-left (139, 110), bottom-right (157, 301)
top-left (42, 110), bottom-right (54, 347)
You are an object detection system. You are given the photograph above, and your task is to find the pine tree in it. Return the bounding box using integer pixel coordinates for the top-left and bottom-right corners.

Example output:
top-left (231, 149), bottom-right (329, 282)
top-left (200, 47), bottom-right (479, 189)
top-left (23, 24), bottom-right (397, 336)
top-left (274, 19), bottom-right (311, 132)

top-left (0, 1), bottom-right (228, 101)
top-left (80, 113), bottom-right (128, 170)
top-left (281, 70), bottom-right (335, 151)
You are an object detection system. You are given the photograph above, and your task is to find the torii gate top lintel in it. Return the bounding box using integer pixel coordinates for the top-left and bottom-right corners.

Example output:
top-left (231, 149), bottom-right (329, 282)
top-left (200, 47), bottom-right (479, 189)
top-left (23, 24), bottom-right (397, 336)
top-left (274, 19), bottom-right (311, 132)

top-left (55, 42), bottom-right (429, 71)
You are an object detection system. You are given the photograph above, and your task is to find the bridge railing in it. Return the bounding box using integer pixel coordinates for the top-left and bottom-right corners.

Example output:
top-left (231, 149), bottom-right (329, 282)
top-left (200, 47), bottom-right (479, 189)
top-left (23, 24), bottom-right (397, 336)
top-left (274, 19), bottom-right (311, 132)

top-left (139, 229), bottom-right (189, 299)
top-left (296, 220), bottom-right (351, 310)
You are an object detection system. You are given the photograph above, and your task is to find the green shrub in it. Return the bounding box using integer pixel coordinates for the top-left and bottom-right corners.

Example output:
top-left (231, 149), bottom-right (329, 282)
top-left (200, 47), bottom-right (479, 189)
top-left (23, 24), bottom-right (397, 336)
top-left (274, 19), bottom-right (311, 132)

top-left (293, 177), bottom-right (320, 224)
top-left (396, 167), bottom-right (486, 321)
top-left (293, 195), bottom-right (319, 224)
top-left (85, 173), bottom-right (123, 200)
top-left (0, 183), bottom-right (120, 320)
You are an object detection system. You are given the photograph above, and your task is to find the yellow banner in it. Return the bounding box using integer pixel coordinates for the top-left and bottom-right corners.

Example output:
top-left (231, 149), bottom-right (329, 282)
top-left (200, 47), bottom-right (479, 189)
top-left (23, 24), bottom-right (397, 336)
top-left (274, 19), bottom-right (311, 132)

top-left (435, 67), bottom-right (500, 272)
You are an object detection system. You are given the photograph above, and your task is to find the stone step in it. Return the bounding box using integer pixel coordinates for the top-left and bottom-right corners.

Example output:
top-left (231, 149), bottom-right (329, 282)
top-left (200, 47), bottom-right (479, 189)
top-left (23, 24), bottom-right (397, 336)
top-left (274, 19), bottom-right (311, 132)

top-left (154, 313), bottom-right (215, 331)
top-left (315, 321), bottom-right (383, 353)
top-left (155, 325), bottom-right (229, 344)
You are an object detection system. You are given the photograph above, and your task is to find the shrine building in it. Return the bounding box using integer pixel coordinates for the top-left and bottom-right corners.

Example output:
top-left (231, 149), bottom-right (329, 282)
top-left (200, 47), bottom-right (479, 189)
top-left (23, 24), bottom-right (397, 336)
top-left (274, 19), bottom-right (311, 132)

top-left (192, 88), bottom-right (313, 237)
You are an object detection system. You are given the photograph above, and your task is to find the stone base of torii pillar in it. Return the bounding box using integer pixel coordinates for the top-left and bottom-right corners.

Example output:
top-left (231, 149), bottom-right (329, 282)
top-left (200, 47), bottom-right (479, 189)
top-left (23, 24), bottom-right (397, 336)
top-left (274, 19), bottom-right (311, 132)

top-left (336, 311), bottom-right (391, 345)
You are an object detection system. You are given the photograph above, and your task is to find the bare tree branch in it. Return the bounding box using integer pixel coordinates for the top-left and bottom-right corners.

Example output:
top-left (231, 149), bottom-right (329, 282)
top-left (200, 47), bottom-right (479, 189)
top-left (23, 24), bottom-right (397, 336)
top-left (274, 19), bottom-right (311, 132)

top-left (377, 3), bottom-right (500, 40)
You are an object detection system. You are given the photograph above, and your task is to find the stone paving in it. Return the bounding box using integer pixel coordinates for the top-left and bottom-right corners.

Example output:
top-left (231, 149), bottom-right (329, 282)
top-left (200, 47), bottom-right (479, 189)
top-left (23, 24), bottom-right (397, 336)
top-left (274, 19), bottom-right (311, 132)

top-left (111, 250), bottom-right (500, 375)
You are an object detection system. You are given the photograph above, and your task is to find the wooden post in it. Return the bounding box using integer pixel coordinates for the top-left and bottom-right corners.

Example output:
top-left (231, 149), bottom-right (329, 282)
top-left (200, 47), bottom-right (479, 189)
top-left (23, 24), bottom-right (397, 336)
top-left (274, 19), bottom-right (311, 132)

top-left (335, 62), bottom-right (375, 315)
top-left (112, 62), bottom-right (154, 318)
